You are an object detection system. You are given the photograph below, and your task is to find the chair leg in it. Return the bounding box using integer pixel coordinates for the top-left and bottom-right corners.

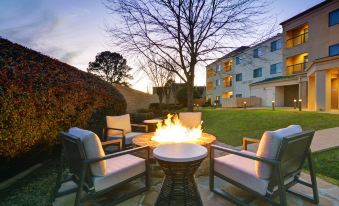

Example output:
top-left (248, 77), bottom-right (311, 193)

top-left (54, 148), bottom-right (65, 199)
top-left (75, 166), bottom-right (87, 206)
top-left (307, 152), bottom-right (319, 204)
top-left (209, 147), bottom-right (214, 191)
top-left (277, 164), bottom-right (287, 206)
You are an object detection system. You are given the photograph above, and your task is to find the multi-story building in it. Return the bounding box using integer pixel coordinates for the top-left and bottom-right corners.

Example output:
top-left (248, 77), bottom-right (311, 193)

top-left (206, 0), bottom-right (339, 111)
top-left (206, 34), bottom-right (283, 107)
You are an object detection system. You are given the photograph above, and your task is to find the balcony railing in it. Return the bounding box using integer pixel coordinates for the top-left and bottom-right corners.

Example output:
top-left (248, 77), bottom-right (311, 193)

top-left (224, 66), bottom-right (232, 72)
top-left (224, 81), bottom-right (232, 87)
top-left (286, 62), bottom-right (306, 75)
top-left (286, 32), bottom-right (308, 48)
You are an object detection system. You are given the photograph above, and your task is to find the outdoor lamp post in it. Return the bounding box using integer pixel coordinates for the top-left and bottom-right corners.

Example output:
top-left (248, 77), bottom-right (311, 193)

top-left (294, 99), bottom-right (297, 109)
top-left (243, 101), bottom-right (247, 109)
top-left (298, 99), bottom-right (302, 111)
top-left (272, 100), bottom-right (275, 111)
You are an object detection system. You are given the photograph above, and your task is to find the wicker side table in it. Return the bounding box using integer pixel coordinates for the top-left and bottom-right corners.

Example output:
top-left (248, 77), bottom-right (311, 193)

top-left (153, 143), bottom-right (207, 206)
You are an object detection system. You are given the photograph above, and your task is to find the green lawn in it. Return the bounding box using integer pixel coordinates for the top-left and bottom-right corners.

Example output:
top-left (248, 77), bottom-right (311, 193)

top-left (304, 147), bottom-right (339, 186)
top-left (202, 108), bottom-right (339, 146)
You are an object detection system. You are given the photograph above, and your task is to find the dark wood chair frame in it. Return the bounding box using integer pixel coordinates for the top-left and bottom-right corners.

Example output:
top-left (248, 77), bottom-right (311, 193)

top-left (210, 130), bottom-right (319, 206)
top-left (55, 132), bottom-right (150, 206)
top-left (103, 122), bottom-right (148, 150)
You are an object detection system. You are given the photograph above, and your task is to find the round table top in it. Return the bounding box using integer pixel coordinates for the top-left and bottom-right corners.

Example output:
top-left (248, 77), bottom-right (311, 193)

top-left (143, 119), bottom-right (163, 124)
top-left (153, 143), bottom-right (208, 162)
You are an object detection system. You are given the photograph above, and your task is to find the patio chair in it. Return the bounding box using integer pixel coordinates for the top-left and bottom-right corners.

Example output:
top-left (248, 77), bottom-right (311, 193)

top-left (55, 127), bottom-right (149, 206)
top-left (179, 112), bottom-right (202, 128)
top-left (103, 114), bottom-right (148, 149)
top-left (210, 125), bottom-right (319, 206)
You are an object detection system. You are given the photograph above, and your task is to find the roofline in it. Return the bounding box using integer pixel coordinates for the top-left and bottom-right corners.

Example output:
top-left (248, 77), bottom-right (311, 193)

top-left (249, 74), bottom-right (302, 86)
top-left (280, 0), bottom-right (335, 25)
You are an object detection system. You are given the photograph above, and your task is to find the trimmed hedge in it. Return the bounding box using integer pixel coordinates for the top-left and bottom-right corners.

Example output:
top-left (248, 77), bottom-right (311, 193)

top-left (0, 38), bottom-right (127, 158)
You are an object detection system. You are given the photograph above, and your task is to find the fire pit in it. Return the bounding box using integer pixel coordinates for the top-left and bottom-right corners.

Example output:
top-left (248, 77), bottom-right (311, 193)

top-left (132, 114), bottom-right (216, 151)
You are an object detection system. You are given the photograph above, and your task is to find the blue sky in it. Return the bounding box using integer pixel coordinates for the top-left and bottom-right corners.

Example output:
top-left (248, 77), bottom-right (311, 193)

top-left (0, 0), bottom-right (324, 92)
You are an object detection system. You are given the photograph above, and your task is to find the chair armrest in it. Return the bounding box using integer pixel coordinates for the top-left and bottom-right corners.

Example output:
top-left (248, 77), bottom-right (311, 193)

top-left (85, 146), bottom-right (150, 164)
top-left (242, 137), bottom-right (260, 150)
top-left (211, 144), bottom-right (278, 165)
top-left (131, 124), bottom-right (148, 133)
top-left (101, 139), bottom-right (122, 151)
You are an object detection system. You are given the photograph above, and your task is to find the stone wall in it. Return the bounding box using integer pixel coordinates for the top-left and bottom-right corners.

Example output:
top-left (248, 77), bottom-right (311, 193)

top-left (114, 84), bottom-right (159, 112)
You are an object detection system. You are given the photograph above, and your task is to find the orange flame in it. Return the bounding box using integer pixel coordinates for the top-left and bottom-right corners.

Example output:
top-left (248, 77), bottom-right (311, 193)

top-left (151, 114), bottom-right (203, 143)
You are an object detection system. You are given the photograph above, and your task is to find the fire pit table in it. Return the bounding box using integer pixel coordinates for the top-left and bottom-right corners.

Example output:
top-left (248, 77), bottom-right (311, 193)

top-left (154, 143), bottom-right (207, 206)
top-left (132, 132), bottom-right (216, 156)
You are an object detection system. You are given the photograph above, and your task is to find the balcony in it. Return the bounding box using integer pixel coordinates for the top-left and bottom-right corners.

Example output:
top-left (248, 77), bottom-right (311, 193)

top-left (224, 76), bottom-right (233, 87)
top-left (207, 68), bottom-right (214, 78)
top-left (224, 60), bottom-right (232, 72)
top-left (286, 32), bottom-right (308, 48)
top-left (286, 62), bottom-right (306, 75)
top-left (286, 52), bottom-right (308, 75)
top-left (207, 82), bottom-right (213, 90)
top-left (286, 24), bottom-right (309, 48)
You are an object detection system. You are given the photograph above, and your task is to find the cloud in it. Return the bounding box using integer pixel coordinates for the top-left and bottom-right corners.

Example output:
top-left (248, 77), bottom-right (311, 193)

top-left (0, 10), bottom-right (60, 47)
top-left (60, 50), bottom-right (82, 63)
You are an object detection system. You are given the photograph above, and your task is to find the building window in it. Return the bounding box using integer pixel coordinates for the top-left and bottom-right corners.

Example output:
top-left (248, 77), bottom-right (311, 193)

top-left (235, 73), bottom-right (242, 82)
top-left (236, 94), bottom-right (242, 98)
top-left (207, 68), bottom-right (214, 77)
top-left (215, 79), bottom-right (222, 86)
top-left (253, 47), bottom-right (263, 58)
top-left (235, 56), bottom-right (241, 65)
top-left (329, 44), bottom-right (339, 56)
top-left (253, 68), bottom-right (262, 78)
top-left (215, 64), bottom-right (221, 72)
top-left (329, 9), bottom-right (339, 26)
top-left (270, 62), bottom-right (282, 74)
top-left (271, 39), bottom-right (282, 51)
top-left (207, 82), bottom-right (213, 90)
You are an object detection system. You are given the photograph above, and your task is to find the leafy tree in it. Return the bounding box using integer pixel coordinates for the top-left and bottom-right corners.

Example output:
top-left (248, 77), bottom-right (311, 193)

top-left (87, 51), bottom-right (132, 86)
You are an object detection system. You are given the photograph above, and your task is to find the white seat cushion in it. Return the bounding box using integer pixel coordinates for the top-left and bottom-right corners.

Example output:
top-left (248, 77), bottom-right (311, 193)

top-left (214, 151), bottom-right (269, 195)
top-left (179, 112), bottom-right (202, 128)
top-left (256, 125), bottom-right (302, 179)
top-left (92, 154), bottom-right (145, 191)
top-left (108, 132), bottom-right (144, 145)
top-left (68, 127), bottom-right (106, 176)
top-left (106, 114), bottom-right (132, 136)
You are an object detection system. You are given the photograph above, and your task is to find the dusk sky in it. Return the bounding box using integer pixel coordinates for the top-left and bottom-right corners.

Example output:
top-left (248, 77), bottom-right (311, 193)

top-left (0, 0), bottom-right (324, 92)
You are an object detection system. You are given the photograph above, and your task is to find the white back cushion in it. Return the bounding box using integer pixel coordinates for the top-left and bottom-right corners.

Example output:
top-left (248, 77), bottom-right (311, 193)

top-left (68, 127), bottom-right (106, 176)
top-left (255, 125), bottom-right (302, 179)
top-left (179, 112), bottom-right (202, 128)
top-left (106, 114), bottom-right (132, 136)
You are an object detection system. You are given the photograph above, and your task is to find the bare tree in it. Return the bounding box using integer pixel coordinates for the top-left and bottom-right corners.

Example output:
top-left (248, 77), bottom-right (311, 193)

top-left (105, 0), bottom-right (267, 111)
top-left (140, 57), bottom-right (174, 106)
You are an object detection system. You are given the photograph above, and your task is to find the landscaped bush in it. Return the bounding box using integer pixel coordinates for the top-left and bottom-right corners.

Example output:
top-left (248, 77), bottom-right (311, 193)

top-left (0, 38), bottom-right (127, 159)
